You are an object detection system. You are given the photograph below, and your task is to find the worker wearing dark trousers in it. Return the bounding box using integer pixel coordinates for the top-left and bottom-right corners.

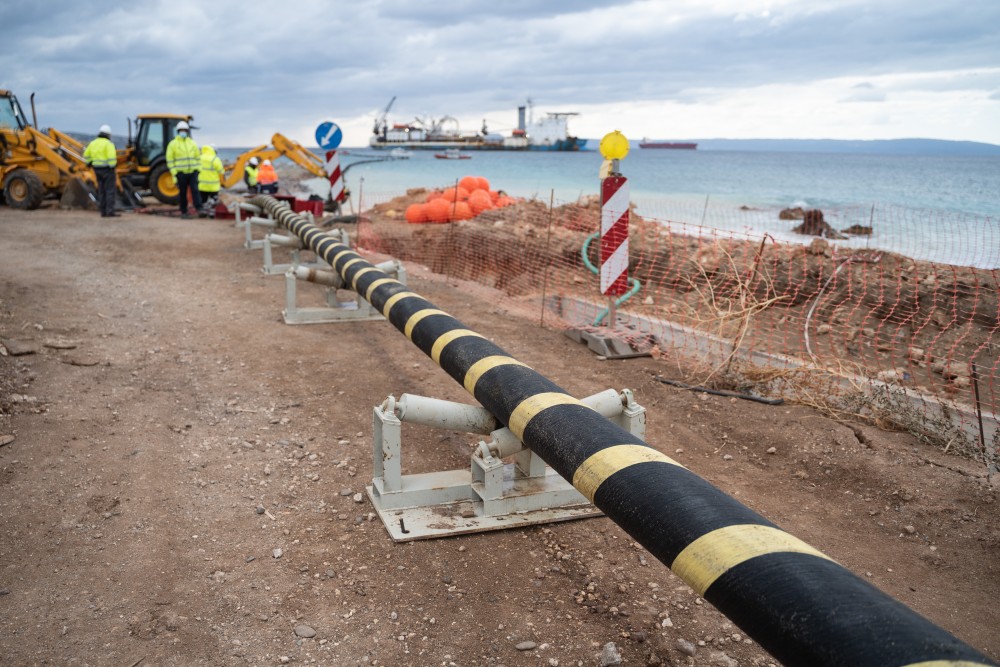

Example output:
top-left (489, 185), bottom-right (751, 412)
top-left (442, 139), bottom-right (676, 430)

top-left (175, 171), bottom-right (200, 217)
top-left (94, 167), bottom-right (117, 217)
top-left (83, 124), bottom-right (119, 217)
top-left (166, 120), bottom-right (201, 219)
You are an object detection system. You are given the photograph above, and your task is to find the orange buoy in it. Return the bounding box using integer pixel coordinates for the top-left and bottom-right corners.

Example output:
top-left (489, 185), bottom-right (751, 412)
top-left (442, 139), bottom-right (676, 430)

top-left (477, 176), bottom-right (490, 191)
top-left (468, 189), bottom-right (493, 215)
top-left (425, 198), bottom-right (451, 223)
top-left (442, 186), bottom-right (471, 202)
top-left (488, 190), bottom-right (500, 204)
top-left (426, 191), bottom-right (445, 202)
top-left (449, 201), bottom-right (473, 221)
top-left (496, 195), bottom-right (516, 207)
top-left (459, 175), bottom-right (480, 192)
top-left (405, 203), bottom-right (428, 223)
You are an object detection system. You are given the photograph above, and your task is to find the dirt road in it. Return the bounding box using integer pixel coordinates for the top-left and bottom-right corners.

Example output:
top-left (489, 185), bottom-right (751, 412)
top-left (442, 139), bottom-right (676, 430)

top-left (1, 205), bottom-right (997, 666)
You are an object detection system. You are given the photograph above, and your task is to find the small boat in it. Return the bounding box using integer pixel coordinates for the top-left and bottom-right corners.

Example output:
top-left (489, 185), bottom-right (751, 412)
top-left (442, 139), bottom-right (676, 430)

top-left (389, 148), bottom-right (413, 159)
top-left (434, 149), bottom-right (471, 160)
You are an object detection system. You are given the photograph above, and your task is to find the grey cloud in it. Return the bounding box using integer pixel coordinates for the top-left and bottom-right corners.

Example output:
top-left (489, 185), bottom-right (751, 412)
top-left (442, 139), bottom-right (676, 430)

top-left (3, 0), bottom-right (998, 143)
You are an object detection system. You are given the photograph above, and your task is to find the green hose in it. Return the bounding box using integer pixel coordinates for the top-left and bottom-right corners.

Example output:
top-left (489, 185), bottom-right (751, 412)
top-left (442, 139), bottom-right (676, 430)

top-left (581, 232), bottom-right (642, 326)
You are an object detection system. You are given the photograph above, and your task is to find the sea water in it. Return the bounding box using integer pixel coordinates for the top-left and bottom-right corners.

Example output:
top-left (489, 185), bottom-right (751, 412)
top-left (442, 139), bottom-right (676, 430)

top-left (219, 147), bottom-right (1000, 267)
top-left (333, 149), bottom-right (1000, 216)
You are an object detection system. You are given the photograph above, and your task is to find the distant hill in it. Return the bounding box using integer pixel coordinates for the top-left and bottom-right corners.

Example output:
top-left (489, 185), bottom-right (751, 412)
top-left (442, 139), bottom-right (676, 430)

top-left (63, 130), bottom-right (131, 147)
top-left (629, 138), bottom-right (1000, 156)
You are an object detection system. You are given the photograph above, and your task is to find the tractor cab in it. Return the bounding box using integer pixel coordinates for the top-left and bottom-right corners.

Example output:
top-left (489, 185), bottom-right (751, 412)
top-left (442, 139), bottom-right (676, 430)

top-left (122, 113), bottom-right (193, 205)
top-left (0, 89), bottom-right (29, 131)
top-left (131, 114), bottom-right (192, 166)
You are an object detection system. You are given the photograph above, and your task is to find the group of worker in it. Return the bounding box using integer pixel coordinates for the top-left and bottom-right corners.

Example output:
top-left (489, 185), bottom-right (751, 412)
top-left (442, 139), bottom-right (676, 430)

top-left (83, 122), bottom-right (279, 219)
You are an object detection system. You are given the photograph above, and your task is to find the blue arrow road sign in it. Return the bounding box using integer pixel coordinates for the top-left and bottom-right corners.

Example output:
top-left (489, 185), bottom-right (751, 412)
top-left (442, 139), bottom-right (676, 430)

top-left (315, 121), bottom-right (343, 150)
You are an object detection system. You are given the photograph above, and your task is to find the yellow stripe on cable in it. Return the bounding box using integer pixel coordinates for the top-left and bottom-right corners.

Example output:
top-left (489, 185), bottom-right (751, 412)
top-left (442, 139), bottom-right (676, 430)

top-left (341, 257), bottom-right (364, 275)
top-left (463, 356), bottom-right (528, 395)
top-left (508, 393), bottom-right (587, 441)
top-left (351, 267), bottom-right (379, 291)
top-left (329, 248), bottom-right (353, 267)
top-left (671, 524), bottom-right (833, 596)
top-left (403, 309), bottom-right (448, 339)
top-left (573, 444), bottom-right (684, 503)
top-left (383, 291), bottom-right (418, 319)
top-left (365, 278), bottom-right (397, 303)
top-left (431, 329), bottom-right (484, 363)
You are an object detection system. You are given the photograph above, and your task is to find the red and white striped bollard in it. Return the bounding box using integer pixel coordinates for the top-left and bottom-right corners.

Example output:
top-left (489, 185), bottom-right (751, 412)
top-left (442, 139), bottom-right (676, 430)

top-left (325, 150), bottom-right (345, 203)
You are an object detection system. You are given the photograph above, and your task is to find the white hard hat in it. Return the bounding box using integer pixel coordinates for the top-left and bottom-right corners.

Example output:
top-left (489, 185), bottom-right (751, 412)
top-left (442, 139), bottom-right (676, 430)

top-left (177, 120), bottom-right (190, 131)
top-left (248, 157), bottom-right (259, 166)
top-left (99, 124), bottom-right (112, 135)
top-left (262, 159), bottom-right (271, 166)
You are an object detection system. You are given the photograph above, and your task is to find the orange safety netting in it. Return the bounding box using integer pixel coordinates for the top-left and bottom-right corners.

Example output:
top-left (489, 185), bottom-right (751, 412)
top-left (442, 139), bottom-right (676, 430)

top-left (346, 187), bottom-right (999, 471)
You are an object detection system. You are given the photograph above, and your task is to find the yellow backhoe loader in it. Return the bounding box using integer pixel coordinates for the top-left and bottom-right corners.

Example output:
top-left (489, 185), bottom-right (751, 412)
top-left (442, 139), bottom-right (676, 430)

top-left (0, 89), bottom-right (99, 209)
top-left (45, 112), bottom-right (194, 207)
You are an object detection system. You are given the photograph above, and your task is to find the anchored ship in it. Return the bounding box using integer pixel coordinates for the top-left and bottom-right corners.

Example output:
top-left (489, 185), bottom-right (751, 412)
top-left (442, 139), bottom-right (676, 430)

top-left (639, 139), bottom-right (698, 150)
top-left (370, 99), bottom-right (587, 152)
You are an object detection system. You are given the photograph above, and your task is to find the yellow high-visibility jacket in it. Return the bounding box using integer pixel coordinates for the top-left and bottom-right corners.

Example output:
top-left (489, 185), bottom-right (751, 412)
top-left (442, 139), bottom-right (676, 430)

top-left (166, 135), bottom-right (200, 176)
top-left (83, 136), bottom-right (117, 168)
top-left (198, 146), bottom-right (224, 192)
top-left (244, 165), bottom-right (258, 187)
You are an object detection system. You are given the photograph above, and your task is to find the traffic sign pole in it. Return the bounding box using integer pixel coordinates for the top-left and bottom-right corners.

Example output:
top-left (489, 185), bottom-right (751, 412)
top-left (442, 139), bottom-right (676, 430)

top-left (316, 121), bottom-right (345, 205)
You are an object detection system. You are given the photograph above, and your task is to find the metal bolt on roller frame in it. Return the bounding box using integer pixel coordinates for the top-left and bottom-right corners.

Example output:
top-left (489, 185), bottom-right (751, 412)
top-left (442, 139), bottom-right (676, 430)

top-left (247, 195), bottom-right (996, 667)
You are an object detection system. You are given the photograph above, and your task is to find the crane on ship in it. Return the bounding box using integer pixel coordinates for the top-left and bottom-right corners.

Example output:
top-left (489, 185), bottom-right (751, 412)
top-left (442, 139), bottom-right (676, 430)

top-left (373, 96), bottom-right (396, 138)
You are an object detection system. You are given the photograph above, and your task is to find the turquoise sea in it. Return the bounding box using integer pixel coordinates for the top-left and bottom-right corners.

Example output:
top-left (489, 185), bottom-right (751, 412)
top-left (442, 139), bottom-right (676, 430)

top-left (337, 148), bottom-right (1000, 217)
top-left (220, 147), bottom-right (1000, 267)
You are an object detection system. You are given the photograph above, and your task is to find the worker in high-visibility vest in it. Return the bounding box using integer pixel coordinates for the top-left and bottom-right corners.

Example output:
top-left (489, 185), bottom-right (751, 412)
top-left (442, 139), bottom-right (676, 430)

top-left (166, 120), bottom-right (201, 219)
top-left (197, 144), bottom-right (224, 216)
top-left (83, 124), bottom-right (118, 218)
top-left (257, 159), bottom-right (278, 194)
top-left (244, 156), bottom-right (260, 194)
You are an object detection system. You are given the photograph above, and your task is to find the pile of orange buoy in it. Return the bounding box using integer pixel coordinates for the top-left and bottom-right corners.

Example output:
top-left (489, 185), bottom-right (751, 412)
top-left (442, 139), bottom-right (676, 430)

top-left (405, 175), bottom-right (518, 224)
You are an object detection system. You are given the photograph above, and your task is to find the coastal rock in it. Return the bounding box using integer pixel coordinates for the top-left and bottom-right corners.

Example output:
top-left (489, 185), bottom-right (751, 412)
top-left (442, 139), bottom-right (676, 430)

top-left (779, 206), bottom-right (806, 220)
top-left (792, 209), bottom-right (846, 239)
top-left (843, 224), bottom-right (873, 235)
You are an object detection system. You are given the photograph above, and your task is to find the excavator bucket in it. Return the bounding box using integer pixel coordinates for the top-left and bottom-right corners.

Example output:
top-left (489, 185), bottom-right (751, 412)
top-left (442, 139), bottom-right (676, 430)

top-left (117, 180), bottom-right (144, 209)
top-left (59, 177), bottom-right (97, 210)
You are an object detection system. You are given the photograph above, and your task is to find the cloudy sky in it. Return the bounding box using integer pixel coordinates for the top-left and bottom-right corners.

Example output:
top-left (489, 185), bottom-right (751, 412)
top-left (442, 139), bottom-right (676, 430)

top-left (3, 0), bottom-right (999, 148)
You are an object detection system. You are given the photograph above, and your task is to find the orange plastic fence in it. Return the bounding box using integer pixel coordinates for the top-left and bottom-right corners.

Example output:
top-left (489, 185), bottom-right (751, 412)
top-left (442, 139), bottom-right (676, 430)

top-left (351, 188), bottom-right (999, 470)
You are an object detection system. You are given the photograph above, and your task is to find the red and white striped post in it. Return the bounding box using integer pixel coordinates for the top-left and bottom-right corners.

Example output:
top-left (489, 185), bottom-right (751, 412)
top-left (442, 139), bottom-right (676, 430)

top-left (600, 175), bottom-right (630, 297)
top-left (325, 150), bottom-right (345, 203)
top-left (598, 131), bottom-right (632, 328)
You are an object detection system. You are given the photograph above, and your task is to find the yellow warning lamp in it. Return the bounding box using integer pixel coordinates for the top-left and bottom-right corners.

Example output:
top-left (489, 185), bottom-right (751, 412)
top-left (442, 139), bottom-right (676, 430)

top-left (599, 130), bottom-right (630, 161)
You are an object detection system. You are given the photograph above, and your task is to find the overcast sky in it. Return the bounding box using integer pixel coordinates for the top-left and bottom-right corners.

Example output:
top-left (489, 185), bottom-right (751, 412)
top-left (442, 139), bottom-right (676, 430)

top-left (3, 0), bottom-right (999, 148)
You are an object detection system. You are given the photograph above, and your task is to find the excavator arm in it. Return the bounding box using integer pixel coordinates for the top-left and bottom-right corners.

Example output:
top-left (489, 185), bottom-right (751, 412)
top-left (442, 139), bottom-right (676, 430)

top-left (221, 133), bottom-right (326, 189)
top-left (220, 142), bottom-right (270, 189)
top-left (2, 126), bottom-right (96, 189)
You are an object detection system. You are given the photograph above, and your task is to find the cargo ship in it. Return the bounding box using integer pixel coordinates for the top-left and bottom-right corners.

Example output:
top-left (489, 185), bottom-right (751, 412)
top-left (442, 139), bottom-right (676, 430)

top-left (639, 139), bottom-right (698, 150)
top-left (370, 100), bottom-right (587, 152)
